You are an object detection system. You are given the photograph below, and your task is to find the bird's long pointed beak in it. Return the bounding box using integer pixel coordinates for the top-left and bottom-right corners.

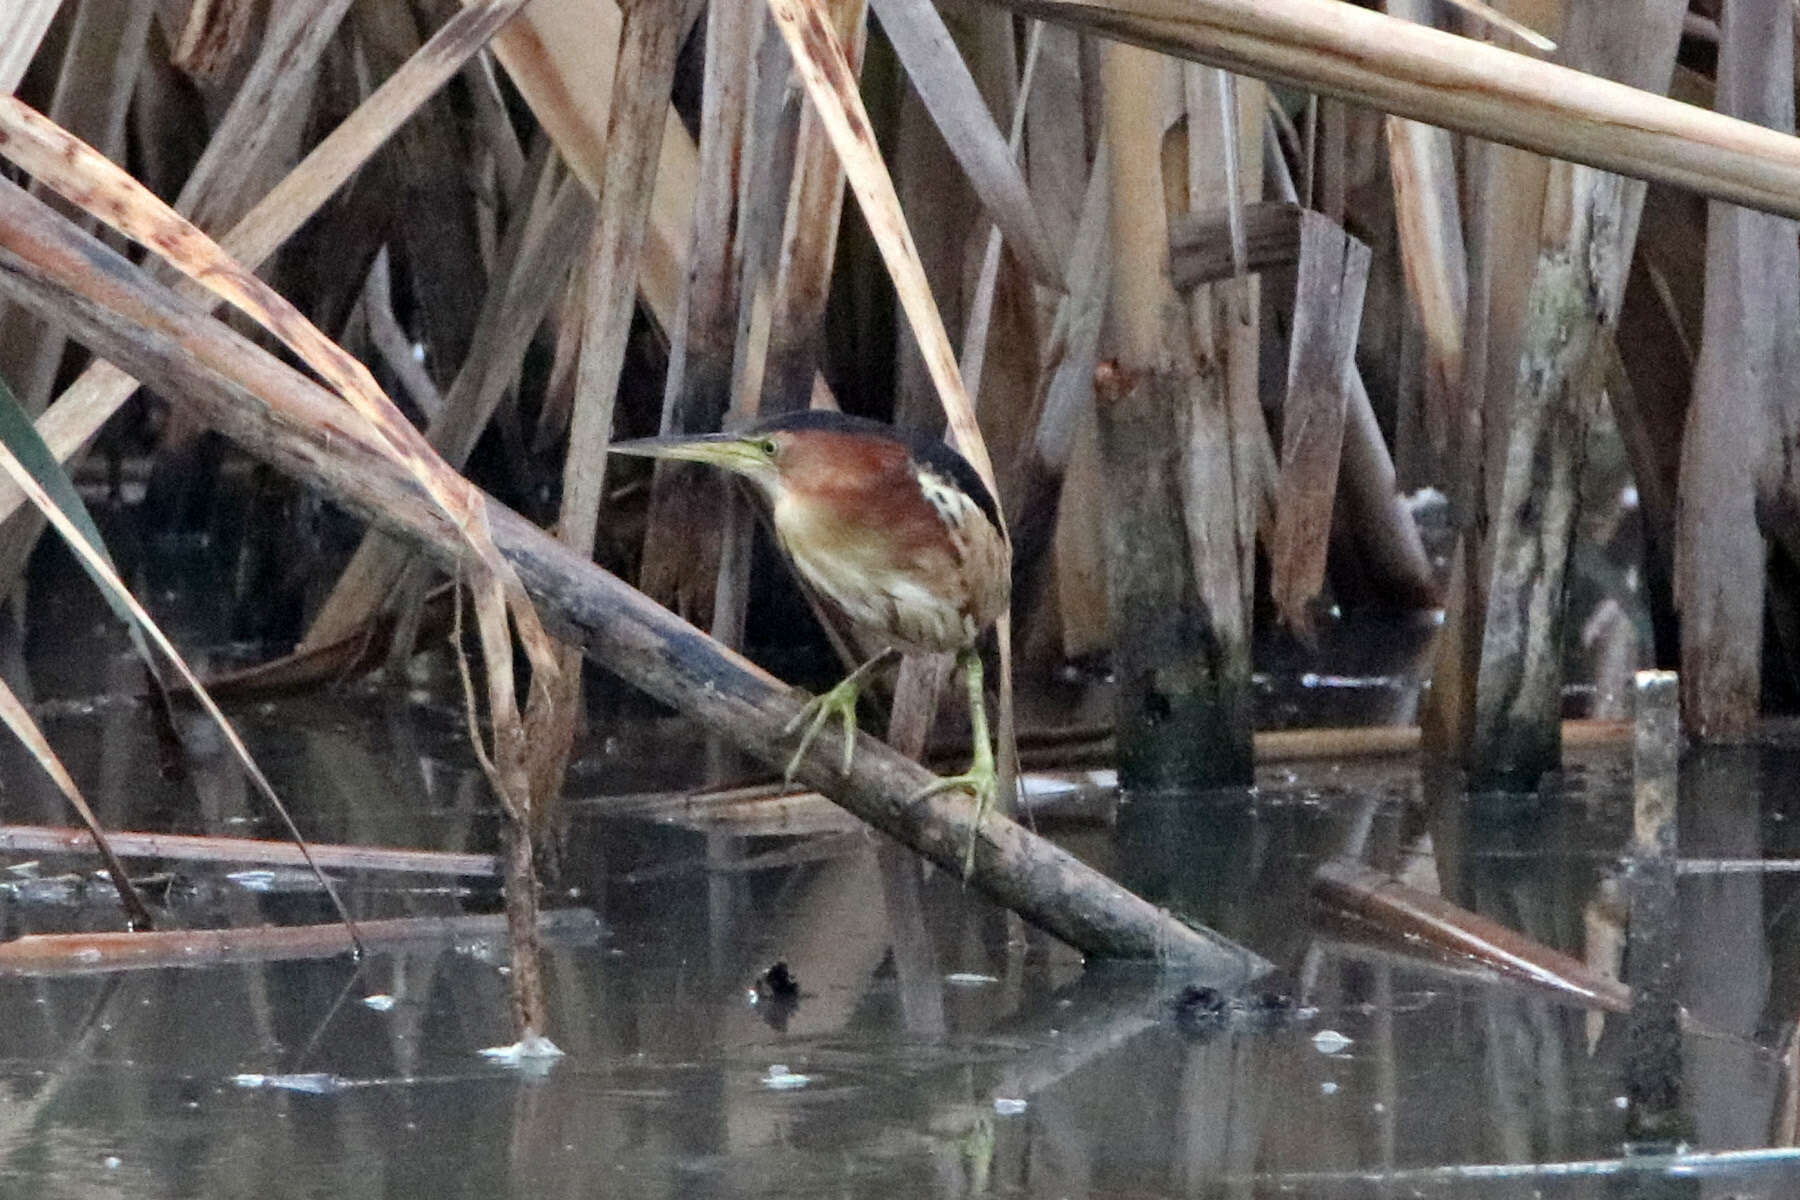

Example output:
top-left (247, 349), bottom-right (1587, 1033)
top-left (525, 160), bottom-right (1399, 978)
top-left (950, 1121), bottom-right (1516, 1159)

top-left (608, 432), bottom-right (757, 470)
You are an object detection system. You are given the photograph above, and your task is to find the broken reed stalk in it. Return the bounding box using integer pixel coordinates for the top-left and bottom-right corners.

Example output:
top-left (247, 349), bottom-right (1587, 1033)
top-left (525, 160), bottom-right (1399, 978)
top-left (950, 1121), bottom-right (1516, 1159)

top-left (302, 167), bottom-right (594, 648)
top-left (1182, 67), bottom-right (1268, 668)
top-left (1256, 122), bottom-right (1441, 613)
top-left (0, 182), bottom-right (1268, 980)
top-left (1167, 201), bottom-right (1305, 288)
top-left (0, 0), bottom-right (154, 445)
top-left (470, 0), bottom-right (697, 327)
top-left (1269, 212), bottom-right (1370, 639)
top-left (974, 0), bottom-right (1800, 226)
top-left (1313, 858), bottom-right (1632, 1012)
top-left (0, 909), bottom-right (602, 976)
top-left (1381, 0), bottom-right (1468, 483)
top-left (1006, 151), bottom-right (1109, 643)
top-left (351, 1), bottom-right (487, 376)
top-left (1098, 41), bottom-right (1252, 788)
top-left (0, 824), bottom-right (497, 876)
top-left (0, 1), bottom-right (61, 93)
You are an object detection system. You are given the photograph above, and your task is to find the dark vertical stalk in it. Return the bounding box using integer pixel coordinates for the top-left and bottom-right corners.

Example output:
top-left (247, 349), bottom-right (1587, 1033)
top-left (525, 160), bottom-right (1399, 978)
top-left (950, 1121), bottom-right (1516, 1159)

top-left (637, 0), bottom-right (758, 629)
top-left (1098, 41), bottom-right (1251, 788)
top-left (1467, 0), bottom-right (1685, 788)
top-left (1625, 670), bottom-right (1685, 1145)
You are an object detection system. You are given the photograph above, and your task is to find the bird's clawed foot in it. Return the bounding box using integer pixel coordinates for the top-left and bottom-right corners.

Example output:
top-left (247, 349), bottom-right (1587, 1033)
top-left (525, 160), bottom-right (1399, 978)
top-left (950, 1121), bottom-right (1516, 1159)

top-left (783, 675), bottom-right (863, 780)
top-left (909, 754), bottom-right (998, 879)
top-left (781, 648), bottom-right (900, 781)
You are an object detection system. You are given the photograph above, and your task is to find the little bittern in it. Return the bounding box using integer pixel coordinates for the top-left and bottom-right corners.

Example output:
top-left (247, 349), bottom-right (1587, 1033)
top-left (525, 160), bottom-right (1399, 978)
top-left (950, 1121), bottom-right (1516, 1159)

top-left (611, 411), bottom-right (1010, 825)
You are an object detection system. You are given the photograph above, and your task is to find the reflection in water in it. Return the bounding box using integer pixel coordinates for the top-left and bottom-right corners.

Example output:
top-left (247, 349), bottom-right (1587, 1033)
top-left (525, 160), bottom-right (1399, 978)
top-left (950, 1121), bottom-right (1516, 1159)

top-left (4, 663), bottom-right (1800, 1192)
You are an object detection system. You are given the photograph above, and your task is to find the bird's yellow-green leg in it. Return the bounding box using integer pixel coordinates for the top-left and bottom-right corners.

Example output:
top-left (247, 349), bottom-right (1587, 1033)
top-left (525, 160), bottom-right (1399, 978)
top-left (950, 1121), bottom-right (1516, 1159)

top-left (783, 647), bottom-right (900, 781)
top-left (910, 648), bottom-right (997, 877)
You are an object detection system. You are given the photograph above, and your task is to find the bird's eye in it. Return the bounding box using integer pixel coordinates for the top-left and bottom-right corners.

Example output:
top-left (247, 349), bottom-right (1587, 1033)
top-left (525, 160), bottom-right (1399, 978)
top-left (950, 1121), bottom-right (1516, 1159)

top-left (758, 438), bottom-right (778, 457)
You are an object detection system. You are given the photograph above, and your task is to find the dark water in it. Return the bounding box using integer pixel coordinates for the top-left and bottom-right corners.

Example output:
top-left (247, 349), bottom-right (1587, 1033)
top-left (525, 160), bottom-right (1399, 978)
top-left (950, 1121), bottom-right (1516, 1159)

top-left (1, 552), bottom-right (1798, 1196)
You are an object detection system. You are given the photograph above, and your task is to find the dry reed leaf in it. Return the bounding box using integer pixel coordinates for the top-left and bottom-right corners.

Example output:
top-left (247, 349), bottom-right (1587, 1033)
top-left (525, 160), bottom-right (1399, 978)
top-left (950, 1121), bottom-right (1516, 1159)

top-left (0, 0), bottom-right (63, 95)
top-left (869, 0), bottom-right (1064, 291)
top-left (0, 672), bottom-right (151, 929)
top-left (765, 0), bottom-right (998, 493)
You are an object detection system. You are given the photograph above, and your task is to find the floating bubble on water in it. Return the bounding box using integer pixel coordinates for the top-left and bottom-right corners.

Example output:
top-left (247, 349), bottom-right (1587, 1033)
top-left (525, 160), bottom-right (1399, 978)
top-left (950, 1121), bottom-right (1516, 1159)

top-left (763, 1064), bottom-right (810, 1090)
top-left (1320, 1081), bottom-right (1339, 1095)
top-left (362, 994), bottom-right (396, 1012)
top-left (945, 972), bottom-right (1000, 986)
top-left (226, 868), bottom-right (327, 894)
top-left (480, 1035), bottom-right (566, 1066)
top-left (230, 1072), bottom-right (345, 1095)
top-left (993, 1097), bottom-right (1027, 1115)
top-left (1312, 1029), bottom-right (1353, 1055)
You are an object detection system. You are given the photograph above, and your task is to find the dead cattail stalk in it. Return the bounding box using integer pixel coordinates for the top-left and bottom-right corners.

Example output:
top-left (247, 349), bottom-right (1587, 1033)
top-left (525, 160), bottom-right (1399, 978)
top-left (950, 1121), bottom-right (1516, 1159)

top-left (760, 0), bottom-right (868, 419)
top-left (870, 0), bottom-right (1064, 291)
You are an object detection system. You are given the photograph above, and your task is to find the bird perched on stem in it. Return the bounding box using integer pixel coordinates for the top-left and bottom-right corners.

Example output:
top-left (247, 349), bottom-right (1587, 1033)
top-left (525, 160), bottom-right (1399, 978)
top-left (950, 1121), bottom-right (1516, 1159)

top-left (610, 411), bottom-right (1010, 849)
